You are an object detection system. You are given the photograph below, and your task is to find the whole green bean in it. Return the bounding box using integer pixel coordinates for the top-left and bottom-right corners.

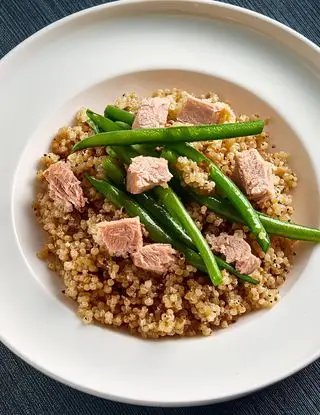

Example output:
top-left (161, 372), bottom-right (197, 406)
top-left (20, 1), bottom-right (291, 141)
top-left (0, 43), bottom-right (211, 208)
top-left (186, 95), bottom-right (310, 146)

top-left (87, 176), bottom-right (258, 284)
top-left (104, 105), bottom-right (136, 125)
top-left (152, 185), bottom-right (222, 285)
top-left (195, 192), bottom-right (320, 242)
top-left (167, 143), bottom-right (270, 252)
top-left (163, 149), bottom-right (320, 242)
top-left (103, 157), bottom-right (194, 248)
top-left (72, 121), bottom-right (264, 152)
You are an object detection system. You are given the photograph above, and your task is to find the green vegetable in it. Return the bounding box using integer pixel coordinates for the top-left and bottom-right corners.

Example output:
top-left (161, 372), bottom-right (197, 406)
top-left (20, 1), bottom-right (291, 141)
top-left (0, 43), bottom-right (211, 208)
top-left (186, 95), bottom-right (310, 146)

top-left (87, 176), bottom-right (258, 284)
top-left (194, 192), bottom-right (320, 242)
top-left (72, 121), bottom-right (264, 152)
top-left (166, 144), bottom-right (270, 253)
top-left (86, 110), bottom-right (121, 132)
top-left (114, 120), bottom-right (132, 130)
top-left (163, 149), bottom-right (320, 242)
top-left (103, 156), bottom-right (126, 186)
top-left (103, 156), bottom-right (194, 248)
top-left (104, 105), bottom-right (136, 125)
top-left (153, 186), bottom-right (222, 285)
top-left (110, 147), bottom-right (222, 286)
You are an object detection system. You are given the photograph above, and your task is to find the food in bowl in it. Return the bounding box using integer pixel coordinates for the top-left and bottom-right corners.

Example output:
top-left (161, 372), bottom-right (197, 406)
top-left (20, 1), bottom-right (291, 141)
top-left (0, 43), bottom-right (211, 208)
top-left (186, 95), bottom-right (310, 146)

top-left (33, 89), bottom-right (320, 338)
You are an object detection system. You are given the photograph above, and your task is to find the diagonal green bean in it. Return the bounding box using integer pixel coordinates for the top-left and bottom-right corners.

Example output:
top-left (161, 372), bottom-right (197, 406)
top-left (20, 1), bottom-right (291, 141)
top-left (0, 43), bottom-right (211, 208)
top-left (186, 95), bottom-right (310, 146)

top-left (163, 149), bottom-right (320, 242)
top-left (168, 143), bottom-right (270, 252)
top-left (72, 120), bottom-right (264, 152)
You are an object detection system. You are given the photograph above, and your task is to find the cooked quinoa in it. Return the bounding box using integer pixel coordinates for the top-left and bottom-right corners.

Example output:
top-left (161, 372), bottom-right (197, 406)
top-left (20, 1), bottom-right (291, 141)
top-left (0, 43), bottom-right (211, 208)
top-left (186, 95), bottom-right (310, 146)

top-left (33, 89), bottom-right (297, 338)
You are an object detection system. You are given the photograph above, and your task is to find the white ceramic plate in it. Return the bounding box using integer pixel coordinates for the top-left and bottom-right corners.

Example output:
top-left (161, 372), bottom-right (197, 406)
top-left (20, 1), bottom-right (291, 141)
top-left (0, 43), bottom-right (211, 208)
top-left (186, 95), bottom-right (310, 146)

top-left (1, 0), bottom-right (320, 406)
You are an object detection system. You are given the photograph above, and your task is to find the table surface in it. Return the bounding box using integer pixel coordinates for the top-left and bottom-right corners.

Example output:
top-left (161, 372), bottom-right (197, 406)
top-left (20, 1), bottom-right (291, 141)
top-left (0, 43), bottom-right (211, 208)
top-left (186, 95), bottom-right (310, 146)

top-left (1, 0), bottom-right (319, 413)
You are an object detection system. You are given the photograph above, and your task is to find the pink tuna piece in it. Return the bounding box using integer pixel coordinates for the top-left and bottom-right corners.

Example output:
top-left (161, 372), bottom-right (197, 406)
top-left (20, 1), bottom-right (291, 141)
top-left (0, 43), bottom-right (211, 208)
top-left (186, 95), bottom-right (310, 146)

top-left (43, 161), bottom-right (86, 212)
top-left (177, 96), bottom-right (230, 125)
top-left (132, 97), bottom-right (170, 129)
top-left (131, 244), bottom-right (177, 274)
top-left (207, 233), bottom-right (261, 275)
top-left (97, 217), bottom-right (143, 257)
top-left (126, 156), bottom-right (173, 194)
top-left (235, 149), bottom-right (275, 202)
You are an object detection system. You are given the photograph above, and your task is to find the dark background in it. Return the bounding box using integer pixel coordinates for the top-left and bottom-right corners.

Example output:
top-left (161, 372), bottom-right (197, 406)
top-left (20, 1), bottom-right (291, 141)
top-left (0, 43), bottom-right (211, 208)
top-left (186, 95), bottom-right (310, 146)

top-left (1, 1), bottom-right (319, 414)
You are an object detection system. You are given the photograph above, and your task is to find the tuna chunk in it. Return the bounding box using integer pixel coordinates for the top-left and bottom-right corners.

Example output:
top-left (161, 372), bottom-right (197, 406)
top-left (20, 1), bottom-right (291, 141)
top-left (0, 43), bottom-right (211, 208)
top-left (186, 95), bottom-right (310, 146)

top-left (132, 244), bottom-right (177, 274)
top-left (235, 149), bottom-right (275, 202)
top-left (132, 97), bottom-right (170, 129)
top-left (127, 156), bottom-right (173, 194)
top-left (207, 233), bottom-right (261, 275)
top-left (177, 96), bottom-right (235, 125)
top-left (43, 161), bottom-right (86, 212)
top-left (97, 217), bottom-right (143, 257)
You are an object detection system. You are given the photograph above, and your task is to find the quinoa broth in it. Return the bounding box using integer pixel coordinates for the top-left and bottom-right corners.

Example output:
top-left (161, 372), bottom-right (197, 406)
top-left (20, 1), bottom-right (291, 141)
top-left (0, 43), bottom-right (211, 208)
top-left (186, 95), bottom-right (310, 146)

top-left (33, 89), bottom-right (297, 338)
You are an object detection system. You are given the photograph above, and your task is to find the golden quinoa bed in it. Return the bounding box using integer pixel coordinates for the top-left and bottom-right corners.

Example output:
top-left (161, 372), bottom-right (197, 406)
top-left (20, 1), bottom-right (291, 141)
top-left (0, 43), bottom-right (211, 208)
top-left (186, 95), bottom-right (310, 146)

top-left (33, 89), bottom-right (297, 338)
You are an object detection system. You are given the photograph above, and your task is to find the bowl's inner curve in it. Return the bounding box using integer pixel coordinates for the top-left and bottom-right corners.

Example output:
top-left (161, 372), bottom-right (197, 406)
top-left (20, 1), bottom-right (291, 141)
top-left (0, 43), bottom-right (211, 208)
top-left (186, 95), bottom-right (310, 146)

top-left (12, 68), bottom-right (319, 327)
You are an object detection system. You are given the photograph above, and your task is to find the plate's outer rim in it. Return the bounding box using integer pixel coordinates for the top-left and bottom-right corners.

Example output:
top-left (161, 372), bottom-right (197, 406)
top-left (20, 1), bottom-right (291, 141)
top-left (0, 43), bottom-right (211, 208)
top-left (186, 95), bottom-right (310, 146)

top-left (1, 0), bottom-right (320, 407)
top-left (1, 0), bottom-right (320, 66)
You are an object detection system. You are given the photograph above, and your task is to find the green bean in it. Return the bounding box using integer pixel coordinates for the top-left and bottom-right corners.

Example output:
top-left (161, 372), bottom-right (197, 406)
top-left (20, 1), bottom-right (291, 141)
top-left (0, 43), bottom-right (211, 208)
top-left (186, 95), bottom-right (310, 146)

top-left (167, 143), bottom-right (270, 252)
top-left (163, 149), bottom-right (320, 242)
top-left (104, 105), bottom-right (135, 125)
top-left (87, 176), bottom-right (258, 284)
top-left (114, 121), bottom-right (131, 130)
top-left (103, 156), bottom-right (194, 248)
top-left (87, 110), bottom-right (158, 158)
top-left (72, 121), bottom-right (264, 152)
top-left (86, 110), bottom-right (121, 132)
top-left (153, 186), bottom-right (222, 285)
top-left (103, 156), bottom-right (126, 186)
top-left (195, 193), bottom-right (320, 242)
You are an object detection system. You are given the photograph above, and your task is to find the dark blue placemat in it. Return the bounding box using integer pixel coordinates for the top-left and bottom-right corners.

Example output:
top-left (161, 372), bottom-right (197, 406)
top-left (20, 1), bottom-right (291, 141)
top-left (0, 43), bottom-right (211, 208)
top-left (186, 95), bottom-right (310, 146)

top-left (1, 1), bottom-right (319, 413)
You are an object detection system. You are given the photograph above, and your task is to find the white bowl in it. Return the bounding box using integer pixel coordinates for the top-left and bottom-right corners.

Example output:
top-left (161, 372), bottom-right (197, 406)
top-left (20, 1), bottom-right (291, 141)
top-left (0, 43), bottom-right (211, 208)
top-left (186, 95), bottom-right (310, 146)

top-left (1, 0), bottom-right (320, 406)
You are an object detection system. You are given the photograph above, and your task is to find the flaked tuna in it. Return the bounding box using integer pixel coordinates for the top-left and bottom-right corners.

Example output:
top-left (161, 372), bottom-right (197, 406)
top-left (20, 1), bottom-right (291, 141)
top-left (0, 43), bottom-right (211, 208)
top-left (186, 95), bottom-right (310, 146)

top-left (177, 96), bottom-right (235, 125)
top-left (43, 161), bottom-right (86, 212)
top-left (132, 97), bottom-right (170, 129)
top-left (127, 156), bottom-right (173, 194)
top-left (235, 149), bottom-right (275, 202)
top-left (132, 243), bottom-right (177, 274)
top-left (207, 233), bottom-right (261, 275)
top-left (97, 217), bottom-right (143, 257)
